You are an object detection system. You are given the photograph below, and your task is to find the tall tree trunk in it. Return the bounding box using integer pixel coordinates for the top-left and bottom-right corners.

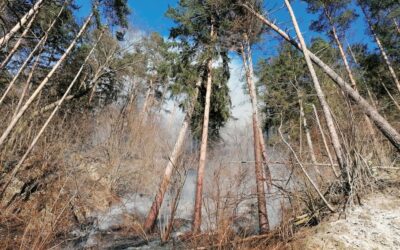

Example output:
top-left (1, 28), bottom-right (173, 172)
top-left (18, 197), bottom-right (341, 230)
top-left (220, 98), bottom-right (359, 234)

top-left (0, 12), bottom-right (93, 150)
top-left (244, 35), bottom-right (272, 187)
top-left (0, 0), bottom-right (44, 48)
top-left (312, 104), bottom-right (339, 177)
top-left (192, 55), bottom-right (213, 233)
top-left (0, 31), bottom-right (102, 196)
top-left (192, 21), bottom-right (215, 233)
top-left (0, 11), bottom-right (37, 71)
top-left (360, 6), bottom-right (400, 93)
top-left (240, 41), bottom-right (269, 234)
top-left (242, 3), bottom-right (400, 152)
top-left (143, 80), bottom-right (201, 232)
top-left (284, 0), bottom-right (350, 189)
top-left (299, 98), bottom-right (320, 177)
top-left (0, 4), bottom-right (65, 104)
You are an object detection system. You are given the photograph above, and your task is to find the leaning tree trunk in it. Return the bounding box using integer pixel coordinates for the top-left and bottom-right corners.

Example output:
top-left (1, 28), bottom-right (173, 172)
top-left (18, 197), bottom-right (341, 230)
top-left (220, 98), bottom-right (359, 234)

top-left (240, 41), bottom-right (269, 234)
top-left (361, 7), bottom-right (400, 94)
top-left (284, 0), bottom-right (350, 189)
top-left (0, 12), bottom-right (93, 150)
top-left (192, 22), bottom-right (215, 233)
top-left (0, 0), bottom-right (44, 48)
top-left (242, 3), bottom-right (400, 152)
top-left (0, 11), bottom-right (37, 71)
top-left (143, 80), bottom-right (201, 232)
top-left (0, 4), bottom-right (66, 104)
top-left (0, 31), bottom-right (103, 196)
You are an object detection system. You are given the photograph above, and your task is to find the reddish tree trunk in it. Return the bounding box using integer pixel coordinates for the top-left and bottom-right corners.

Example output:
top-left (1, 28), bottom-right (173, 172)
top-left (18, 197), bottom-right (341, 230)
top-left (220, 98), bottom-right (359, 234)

top-left (240, 41), bottom-right (269, 233)
top-left (143, 80), bottom-right (200, 232)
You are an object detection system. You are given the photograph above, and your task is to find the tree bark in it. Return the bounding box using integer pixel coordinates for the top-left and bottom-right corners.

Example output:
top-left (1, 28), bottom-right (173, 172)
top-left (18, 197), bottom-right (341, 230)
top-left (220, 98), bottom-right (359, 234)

top-left (0, 30), bottom-right (102, 196)
top-left (192, 21), bottom-right (215, 233)
top-left (284, 0), bottom-right (350, 188)
top-left (0, 0), bottom-right (44, 48)
top-left (0, 12), bottom-right (93, 150)
top-left (242, 3), bottom-right (400, 152)
top-left (240, 41), bottom-right (269, 234)
top-left (143, 80), bottom-right (201, 232)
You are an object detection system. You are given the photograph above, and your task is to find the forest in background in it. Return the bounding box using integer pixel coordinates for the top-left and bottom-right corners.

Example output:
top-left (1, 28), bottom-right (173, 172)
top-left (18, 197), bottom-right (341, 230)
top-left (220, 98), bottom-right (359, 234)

top-left (0, 0), bottom-right (399, 249)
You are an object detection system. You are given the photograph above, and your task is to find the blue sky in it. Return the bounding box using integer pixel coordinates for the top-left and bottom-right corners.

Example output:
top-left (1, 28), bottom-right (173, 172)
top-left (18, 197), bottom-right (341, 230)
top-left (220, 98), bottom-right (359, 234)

top-left (74, 0), bottom-right (375, 60)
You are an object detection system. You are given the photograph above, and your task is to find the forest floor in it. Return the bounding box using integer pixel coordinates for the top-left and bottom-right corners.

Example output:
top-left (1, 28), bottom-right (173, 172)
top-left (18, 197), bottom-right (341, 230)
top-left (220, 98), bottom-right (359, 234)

top-left (292, 168), bottom-right (400, 250)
